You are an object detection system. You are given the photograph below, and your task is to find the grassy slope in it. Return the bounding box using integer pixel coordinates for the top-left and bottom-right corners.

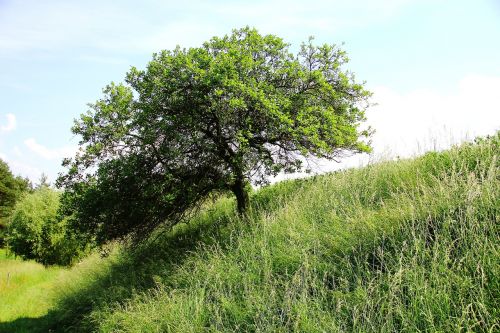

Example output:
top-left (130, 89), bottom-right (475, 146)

top-left (1, 134), bottom-right (499, 332)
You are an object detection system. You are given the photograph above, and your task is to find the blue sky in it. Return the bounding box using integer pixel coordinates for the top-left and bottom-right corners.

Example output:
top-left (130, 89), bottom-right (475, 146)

top-left (1, 0), bottom-right (499, 183)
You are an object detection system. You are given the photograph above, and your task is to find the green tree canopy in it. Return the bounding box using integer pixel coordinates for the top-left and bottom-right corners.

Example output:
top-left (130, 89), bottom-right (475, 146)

top-left (0, 158), bottom-right (30, 245)
top-left (58, 27), bottom-right (372, 245)
top-left (6, 186), bottom-right (83, 265)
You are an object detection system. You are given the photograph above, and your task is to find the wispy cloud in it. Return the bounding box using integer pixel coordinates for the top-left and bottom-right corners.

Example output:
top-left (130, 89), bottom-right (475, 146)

top-left (0, 0), bottom-right (420, 57)
top-left (0, 152), bottom-right (41, 181)
top-left (78, 55), bottom-right (129, 65)
top-left (0, 113), bottom-right (16, 133)
top-left (213, 0), bottom-right (417, 33)
top-left (0, 1), bottom-right (141, 55)
top-left (24, 138), bottom-right (77, 160)
top-left (132, 0), bottom-right (421, 51)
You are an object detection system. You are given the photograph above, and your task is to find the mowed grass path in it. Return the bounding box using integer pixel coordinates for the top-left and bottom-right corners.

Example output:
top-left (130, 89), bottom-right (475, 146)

top-left (0, 249), bottom-right (64, 331)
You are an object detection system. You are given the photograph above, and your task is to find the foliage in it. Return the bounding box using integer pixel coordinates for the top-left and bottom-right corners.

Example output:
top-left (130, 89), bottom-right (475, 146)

top-left (0, 158), bottom-right (31, 246)
top-left (6, 187), bottom-right (83, 266)
top-left (58, 27), bottom-right (372, 245)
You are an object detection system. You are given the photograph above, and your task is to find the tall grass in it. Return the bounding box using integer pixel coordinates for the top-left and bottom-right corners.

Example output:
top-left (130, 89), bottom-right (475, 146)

top-left (1, 134), bottom-right (498, 332)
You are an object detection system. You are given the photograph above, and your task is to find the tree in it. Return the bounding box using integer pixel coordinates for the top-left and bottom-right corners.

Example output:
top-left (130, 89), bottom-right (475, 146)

top-left (0, 159), bottom-right (31, 220)
top-left (58, 27), bottom-right (372, 245)
top-left (6, 186), bottom-right (84, 265)
top-left (36, 173), bottom-right (51, 189)
top-left (0, 158), bottom-right (31, 246)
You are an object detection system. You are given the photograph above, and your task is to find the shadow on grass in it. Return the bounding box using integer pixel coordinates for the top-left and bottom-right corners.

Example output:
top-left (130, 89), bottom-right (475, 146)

top-left (0, 316), bottom-right (54, 333)
top-left (0, 179), bottom-right (308, 333)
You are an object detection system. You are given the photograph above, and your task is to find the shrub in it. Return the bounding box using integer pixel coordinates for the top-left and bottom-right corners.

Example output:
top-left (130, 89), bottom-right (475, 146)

top-left (6, 187), bottom-right (83, 265)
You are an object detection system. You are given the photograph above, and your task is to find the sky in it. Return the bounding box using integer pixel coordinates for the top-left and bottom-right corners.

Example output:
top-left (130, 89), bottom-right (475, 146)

top-left (1, 0), bottom-right (499, 183)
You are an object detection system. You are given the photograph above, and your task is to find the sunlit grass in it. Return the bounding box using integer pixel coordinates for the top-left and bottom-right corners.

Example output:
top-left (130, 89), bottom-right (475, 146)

top-left (1, 133), bottom-right (498, 332)
top-left (0, 249), bottom-right (63, 324)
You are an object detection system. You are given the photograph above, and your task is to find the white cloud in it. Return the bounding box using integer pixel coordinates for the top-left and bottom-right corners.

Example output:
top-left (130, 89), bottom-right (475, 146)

top-left (0, 152), bottom-right (41, 181)
top-left (273, 74), bottom-right (500, 182)
top-left (368, 74), bottom-right (500, 157)
top-left (24, 138), bottom-right (77, 160)
top-left (0, 113), bottom-right (16, 133)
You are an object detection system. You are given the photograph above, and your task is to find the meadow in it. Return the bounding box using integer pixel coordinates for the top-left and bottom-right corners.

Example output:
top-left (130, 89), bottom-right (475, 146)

top-left (0, 249), bottom-right (63, 331)
top-left (0, 134), bottom-right (498, 332)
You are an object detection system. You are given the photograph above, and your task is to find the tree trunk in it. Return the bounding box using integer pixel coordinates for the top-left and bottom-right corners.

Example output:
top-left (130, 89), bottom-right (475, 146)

top-left (231, 176), bottom-right (249, 216)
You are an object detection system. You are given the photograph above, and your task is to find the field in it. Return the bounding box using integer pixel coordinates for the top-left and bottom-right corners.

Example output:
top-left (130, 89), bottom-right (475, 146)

top-left (0, 135), bottom-right (498, 332)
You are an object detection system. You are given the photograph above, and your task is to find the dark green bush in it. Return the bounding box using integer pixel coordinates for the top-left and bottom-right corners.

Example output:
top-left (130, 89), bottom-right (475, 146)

top-left (6, 187), bottom-right (84, 265)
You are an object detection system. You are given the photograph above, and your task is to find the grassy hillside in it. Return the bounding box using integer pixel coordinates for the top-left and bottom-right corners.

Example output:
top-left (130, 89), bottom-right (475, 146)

top-left (1, 134), bottom-right (498, 332)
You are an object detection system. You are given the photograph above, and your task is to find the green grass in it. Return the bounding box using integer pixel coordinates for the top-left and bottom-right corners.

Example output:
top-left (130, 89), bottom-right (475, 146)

top-left (0, 249), bottom-right (63, 331)
top-left (1, 134), bottom-right (499, 332)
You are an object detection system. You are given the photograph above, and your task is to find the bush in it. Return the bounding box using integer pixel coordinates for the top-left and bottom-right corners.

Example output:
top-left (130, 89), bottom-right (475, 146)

top-left (6, 187), bottom-right (83, 265)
